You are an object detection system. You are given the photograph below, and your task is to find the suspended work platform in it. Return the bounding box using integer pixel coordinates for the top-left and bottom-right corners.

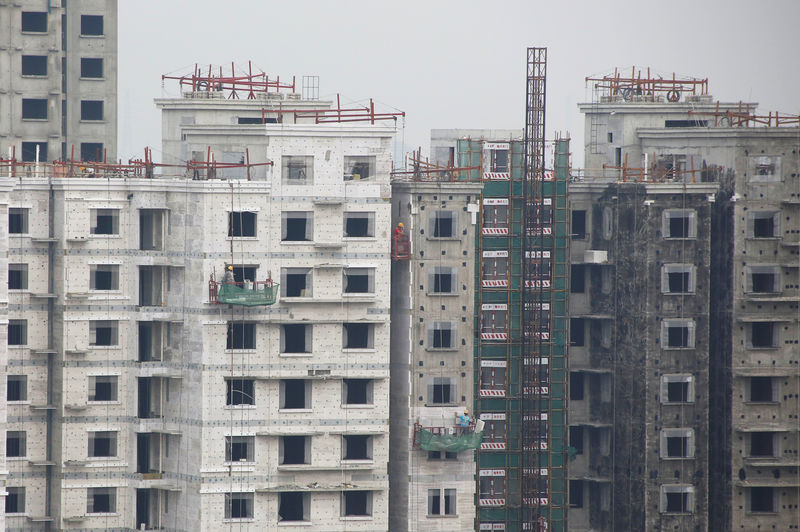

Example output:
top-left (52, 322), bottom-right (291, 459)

top-left (412, 422), bottom-right (483, 452)
top-left (392, 233), bottom-right (410, 260)
top-left (209, 279), bottom-right (278, 306)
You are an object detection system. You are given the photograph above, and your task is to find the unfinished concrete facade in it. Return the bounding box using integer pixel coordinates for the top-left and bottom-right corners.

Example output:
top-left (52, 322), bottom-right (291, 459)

top-left (389, 179), bottom-right (483, 532)
top-left (2, 82), bottom-right (396, 530)
top-left (567, 180), bottom-right (715, 531)
top-left (0, 0), bottom-right (118, 162)
top-left (575, 81), bottom-right (800, 530)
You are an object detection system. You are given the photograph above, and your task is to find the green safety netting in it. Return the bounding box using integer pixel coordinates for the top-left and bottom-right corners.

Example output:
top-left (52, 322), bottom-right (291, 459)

top-left (217, 283), bottom-right (278, 306)
top-left (418, 429), bottom-right (483, 452)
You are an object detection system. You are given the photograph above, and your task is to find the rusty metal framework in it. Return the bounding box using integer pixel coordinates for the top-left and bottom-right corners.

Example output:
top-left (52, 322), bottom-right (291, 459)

top-left (602, 152), bottom-right (724, 183)
top-left (162, 62), bottom-right (295, 99)
top-left (522, 46), bottom-right (549, 531)
top-left (0, 146), bottom-right (272, 181)
top-left (389, 147), bottom-right (481, 182)
top-left (586, 67), bottom-right (709, 102)
top-left (688, 101), bottom-right (800, 127)
top-left (261, 94), bottom-right (405, 125)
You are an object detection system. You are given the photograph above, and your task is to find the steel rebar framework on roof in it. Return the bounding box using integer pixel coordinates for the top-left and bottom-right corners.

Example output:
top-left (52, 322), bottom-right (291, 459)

top-left (586, 67), bottom-right (709, 102)
top-left (162, 62), bottom-right (296, 99)
top-left (688, 101), bottom-right (800, 127)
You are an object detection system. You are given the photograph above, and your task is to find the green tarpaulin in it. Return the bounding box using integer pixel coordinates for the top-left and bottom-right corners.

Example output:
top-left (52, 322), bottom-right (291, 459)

top-left (217, 283), bottom-right (278, 306)
top-left (418, 429), bottom-right (483, 452)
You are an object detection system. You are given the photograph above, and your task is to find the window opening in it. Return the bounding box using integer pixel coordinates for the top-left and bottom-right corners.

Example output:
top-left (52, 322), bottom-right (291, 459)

top-left (278, 492), bottom-right (308, 522)
top-left (89, 376), bottom-right (118, 401)
top-left (343, 379), bottom-right (371, 405)
top-left (6, 431), bottom-right (26, 458)
top-left (343, 435), bottom-right (371, 460)
top-left (570, 264), bottom-right (586, 293)
top-left (21, 55), bottom-right (47, 76)
top-left (81, 100), bottom-right (103, 121)
top-left (343, 491), bottom-right (371, 517)
top-left (7, 375), bottom-right (27, 401)
top-left (88, 431), bottom-right (117, 457)
top-left (80, 57), bottom-right (103, 78)
top-left (750, 487), bottom-right (775, 513)
top-left (225, 436), bottom-right (254, 462)
top-left (428, 377), bottom-right (455, 404)
top-left (8, 207), bottom-right (28, 234)
top-left (344, 212), bottom-right (375, 237)
top-left (227, 322), bottom-right (255, 349)
top-left (21, 11), bottom-right (47, 32)
top-left (80, 15), bottom-right (103, 35)
top-left (228, 211), bottom-right (257, 237)
top-left (225, 492), bottom-right (253, 519)
top-left (280, 436), bottom-right (309, 465)
top-left (22, 98), bottom-right (48, 120)
top-left (569, 426), bottom-right (584, 454)
top-left (8, 319), bottom-right (27, 345)
top-left (91, 209), bottom-right (119, 235)
top-left (282, 156), bottom-right (313, 185)
top-left (91, 264), bottom-right (119, 290)
top-left (5, 487), bottom-right (25, 514)
top-left (571, 210), bottom-right (586, 239)
top-left (431, 211), bottom-right (456, 238)
top-left (281, 268), bottom-right (311, 297)
top-left (344, 155), bottom-right (376, 180)
top-left (429, 321), bottom-right (455, 349)
top-left (281, 211), bottom-right (312, 241)
top-left (749, 432), bottom-right (775, 457)
top-left (749, 377), bottom-right (773, 403)
top-left (344, 268), bottom-right (374, 294)
top-left (569, 480), bottom-right (584, 508)
top-left (750, 322), bottom-right (776, 348)
top-left (226, 379), bottom-right (255, 406)
top-left (343, 323), bottom-right (373, 349)
top-left (281, 324), bottom-right (310, 353)
top-left (280, 379), bottom-right (309, 409)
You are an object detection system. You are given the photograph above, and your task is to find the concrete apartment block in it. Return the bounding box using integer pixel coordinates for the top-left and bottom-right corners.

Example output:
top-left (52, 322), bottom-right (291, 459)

top-left (1, 85), bottom-right (396, 529)
top-left (390, 180), bottom-right (483, 532)
top-left (0, 0), bottom-right (117, 162)
top-left (576, 88), bottom-right (800, 531)
top-left (567, 180), bottom-right (716, 531)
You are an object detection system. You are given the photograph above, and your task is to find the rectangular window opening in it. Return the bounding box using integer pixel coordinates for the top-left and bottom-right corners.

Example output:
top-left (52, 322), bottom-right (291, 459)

top-left (226, 379), bottom-right (255, 406)
top-left (343, 435), bottom-right (371, 460)
top-left (6, 431), bottom-right (26, 458)
top-left (80, 15), bottom-right (103, 36)
top-left (570, 372), bottom-right (585, 400)
top-left (344, 268), bottom-right (374, 294)
top-left (750, 487), bottom-right (775, 513)
top-left (22, 98), bottom-right (48, 120)
top-left (281, 268), bottom-right (311, 297)
top-left (89, 376), bottom-right (118, 402)
top-left (571, 210), bottom-right (586, 239)
top-left (21, 55), bottom-right (47, 76)
top-left (227, 322), bottom-right (255, 350)
top-left (344, 212), bottom-right (375, 237)
top-left (569, 426), bottom-right (584, 455)
top-left (91, 264), bottom-right (119, 291)
top-left (281, 324), bottom-right (310, 354)
top-left (428, 377), bottom-right (455, 405)
top-left (281, 211), bottom-right (312, 241)
top-left (749, 377), bottom-right (774, 403)
top-left (278, 492), bottom-right (308, 522)
top-left (21, 11), bottom-right (47, 32)
top-left (343, 323), bottom-right (373, 349)
top-left (570, 264), bottom-right (586, 293)
top-left (569, 480), bottom-right (584, 508)
top-left (81, 100), bottom-right (104, 121)
top-left (228, 211), bottom-right (257, 237)
top-left (225, 436), bottom-right (254, 463)
top-left (343, 379), bottom-right (371, 405)
top-left (81, 142), bottom-right (104, 162)
top-left (750, 322), bottom-right (776, 348)
top-left (91, 208), bottom-right (119, 235)
top-left (88, 431), bottom-right (117, 457)
top-left (80, 57), bottom-right (103, 78)
top-left (7, 375), bottom-right (27, 402)
top-left (431, 211), bottom-right (456, 238)
top-left (8, 320), bottom-right (28, 346)
top-left (225, 492), bottom-right (253, 520)
top-left (9, 208), bottom-right (29, 234)
top-left (749, 432), bottom-right (775, 457)
top-left (344, 155), bottom-right (376, 181)
top-left (280, 435), bottom-right (309, 465)
top-left (5, 487), bottom-right (25, 514)
top-left (282, 156), bottom-right (313, 185)
top-left (280, 379), bottom-right (309, 409)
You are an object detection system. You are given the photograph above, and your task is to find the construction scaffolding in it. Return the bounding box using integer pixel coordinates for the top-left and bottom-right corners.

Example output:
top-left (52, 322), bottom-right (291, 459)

top-left (586, 67), bottom-right (709, 103)
top-left (468, 46), bottom-right (569, 532)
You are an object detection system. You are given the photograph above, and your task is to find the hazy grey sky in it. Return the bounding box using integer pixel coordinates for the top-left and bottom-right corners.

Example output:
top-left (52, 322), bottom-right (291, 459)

top-left (119, 0), bottom-right (800, 168)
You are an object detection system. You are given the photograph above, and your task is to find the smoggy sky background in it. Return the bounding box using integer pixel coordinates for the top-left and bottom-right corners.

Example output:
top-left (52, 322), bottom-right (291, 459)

top-left (118, 0), bottom-right (800, 169)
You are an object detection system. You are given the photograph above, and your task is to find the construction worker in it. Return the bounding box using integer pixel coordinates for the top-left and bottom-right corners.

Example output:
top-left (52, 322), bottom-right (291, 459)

top-left (394, 222), bottom-right (404, 237)
top-left (457, 410), bottom-right (471, 427)
top-left (222, 265), bottom-right (235, 284)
